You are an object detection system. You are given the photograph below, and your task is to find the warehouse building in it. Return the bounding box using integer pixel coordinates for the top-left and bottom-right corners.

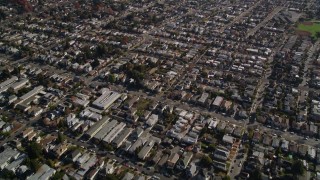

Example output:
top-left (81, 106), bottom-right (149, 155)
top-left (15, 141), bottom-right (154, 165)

top-left (92, 90), bottom-right (121, 110)
top-left (84, 117), bottom-right (110, 140)
top-left (93, 119), bottom-right (118, 141)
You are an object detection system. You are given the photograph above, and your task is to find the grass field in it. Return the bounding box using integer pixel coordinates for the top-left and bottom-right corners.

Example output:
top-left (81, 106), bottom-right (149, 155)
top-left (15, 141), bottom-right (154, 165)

top-left (297, 22), bottom-right (320, 38)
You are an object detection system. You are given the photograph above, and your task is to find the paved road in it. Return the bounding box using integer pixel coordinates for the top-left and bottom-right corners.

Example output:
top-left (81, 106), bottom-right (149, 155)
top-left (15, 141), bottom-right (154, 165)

top-left (246, 6), bottom-right (284, 38)
top-left (121, 87), bottom-right (247, 128)
top-left (250, 34), bottom-right (289, 114)
top-left (301, 41), bottom-right (318, 87)
top-left (229, 147), bottom-right (247, 179)
top-left (220, 0), bottom-right (262, 33)
top-left (247, 123), bottom-right (320, 148)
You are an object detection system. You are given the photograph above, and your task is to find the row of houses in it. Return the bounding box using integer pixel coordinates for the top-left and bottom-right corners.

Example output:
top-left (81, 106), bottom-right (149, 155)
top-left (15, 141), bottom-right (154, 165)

top-left (253, 131), bottom-right (320, 161)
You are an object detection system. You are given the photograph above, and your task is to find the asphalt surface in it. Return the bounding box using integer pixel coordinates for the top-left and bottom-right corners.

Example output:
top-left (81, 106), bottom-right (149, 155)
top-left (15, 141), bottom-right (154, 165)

top-left (220, 0), bottom-right (263, 32)
top-left (246, 6), bottom-right (284, 38)
top-left (229, 147), bottom-right (247, 179)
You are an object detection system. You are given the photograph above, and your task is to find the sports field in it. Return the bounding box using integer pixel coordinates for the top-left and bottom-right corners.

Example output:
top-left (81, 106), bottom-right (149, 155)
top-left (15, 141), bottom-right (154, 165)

top-left (297, 22), bottom-right (320, 38)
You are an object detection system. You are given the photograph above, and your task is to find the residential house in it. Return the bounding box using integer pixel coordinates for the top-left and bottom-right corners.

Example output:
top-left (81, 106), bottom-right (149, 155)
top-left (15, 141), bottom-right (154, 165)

top-left (167, 153), bottom-right (180, 169)
top-left (298, 144), bottom-right (309, 156)
top-left (262, 134), bottom-right (272, 146)
top-left (53, 143), bottom-right (69, 158)
top-left (177, 152), bottom-right (193, 170)
top-left (213, 146), bottom-right (230, 161)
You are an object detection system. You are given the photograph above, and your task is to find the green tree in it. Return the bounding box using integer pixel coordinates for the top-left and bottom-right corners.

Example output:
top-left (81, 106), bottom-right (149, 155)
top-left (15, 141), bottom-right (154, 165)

top-left (275, 147), bottom-right (282, 156)
top-left (225, 74), bottom-right (233, 81)
top-left (47, 159), bottom-right (55, 168)
top-left (104, 174), bottom-right (119, 180)
top-left (0, 69), bottom-right (11, 80)
top-left (27, 142), bottom-right (43, 159)
top-left (207, 144), bottom-right (216, 152)
top-left (292, 160), bottom-right (305, 176)
top-left (0, 10), bottom-right (6, 21)
top-left (223, 175), bottom-right (231, 180)
top-left (199, 125), bottom-right (208, 138)
top-left (57, 132), bottom-right (65, 143)
top-left (96, 44), bottom-right (107, 57)
top-left (58, 119), bottom-right (68, 130)
top-left (108, 74), bottom-right (116, 83)
top-left (163, 110), bottom-right (177, 125)
top-left (24, 158), bottom-right (41, 171)
top-left (103, 144), bottom-right (114, 152)
top-left (51, 171), bottom-right (65, 180)
top-left (248, 129), bottom-right (254, 140)
top-left (200, 155), bottom-right (213, 167)
top-left (91, 59), bottom-right (100, 68)
top-left (0, 169), bottom-right (15, 179)
top-left (249, 169), bottom-right (262, 180)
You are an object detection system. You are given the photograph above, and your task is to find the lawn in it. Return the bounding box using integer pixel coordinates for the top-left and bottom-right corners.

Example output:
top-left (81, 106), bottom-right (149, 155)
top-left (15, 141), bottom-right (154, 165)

top-left (136, 98), bottom-right (152, 117)
top-left (297, 22), bottom-right (320, 38)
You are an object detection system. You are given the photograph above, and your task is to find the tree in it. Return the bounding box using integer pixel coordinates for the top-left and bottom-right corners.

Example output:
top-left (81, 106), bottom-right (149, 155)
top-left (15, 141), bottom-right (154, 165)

top-left (51, 171), bottom-right (65, 180)
top-left (47, 159), bottom-right (55, 168)
top-left (223, 175), bottom-right (231, 180)
top-left (248, 129), bottom-right (254, 140)
top-left (0, 10), bottom-right (6, 21)
top-left (103, 144), bottom-right (114, 152)
top-left (96, 44), bottom-right (107, 57)
top-left (57, 132), bottom-right (65, 143)
top-left (200, 155), bottom-right (213, 167)
top-left (27, 142), bottom-right (43, 159)
top-left (207, 144), bottom-right (216, 152)
top-left (249, 169), bottom-right (262, 180)
top-left (0, 169), bottom-right (15, 179)
top-left (163, 110), bottom-right (177, 125)
top-left (48, 103), bottom-right (57, 110)
top-left (316, 32), bottom-right (320, 39)
top-left (121, 36), bottom-right (129, 44)
top-left (104, 174), bottom-right (118, 180)
top-left (225, 74), bottom-right (233, 81)
top-left (275, 147), bottom-right (282, 156)
top-left (108, 74), bottom-right (116, 83)
top-left (201, 70), bottom-right (208, 78)
top-left (24, 158), bottom-right (41, 172)
top-left (63, 38), bottom-right (71, 50)
top-left (0, 69), bottom-right (11, 81)
top-left (292, 160), bottom-right (305, 176)
top-left (199, 125), bottom-right (208, 138)
top-left (91, 59), bottom-right (100, 68)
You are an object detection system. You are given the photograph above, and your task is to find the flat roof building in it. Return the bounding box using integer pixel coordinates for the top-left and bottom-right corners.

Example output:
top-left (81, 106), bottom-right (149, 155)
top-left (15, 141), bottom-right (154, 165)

top-left (0, 147), bottom-right (20, 170)
top-left (146, 114), bottom-right (158, 127)
top-left (84, 117), bottom-right (110, 139)
top-left (112, 128), bottom-right (133, 148)
top-left (20, 86), bottom-right (44, 101)
top-left (5, 154), bottom-right (26, 172)
top-left (128, 132), bottom-right (151, 154)
top-left (28, 164), bottom-right (56, 180)
top-left (0, 76), bottom-right (18, 93)
top-left (93, 119), bottom-right (118, 141)
top-left (10, 79), bottom-right (29, 91)
top-left (138, 140), bottom-right (155, 160)
top-left (198, 92), bottom-right (209, 104)
top-left (103, 122), bottom-right (126, 144)
top-left (212, 96), bottom-right (224, 107)
top-left (0, 76), bottom-right (18, 88)
top-left (92, 90), bottom-right (121, 110)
